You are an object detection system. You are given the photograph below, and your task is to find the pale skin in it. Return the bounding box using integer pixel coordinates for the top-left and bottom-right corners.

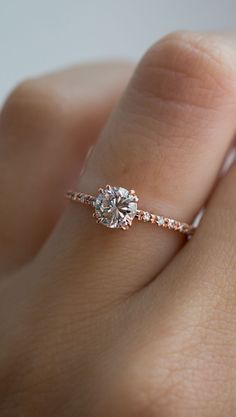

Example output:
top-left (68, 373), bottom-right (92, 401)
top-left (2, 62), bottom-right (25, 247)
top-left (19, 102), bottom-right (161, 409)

top-left (0, 30), bottom-right (236, 417)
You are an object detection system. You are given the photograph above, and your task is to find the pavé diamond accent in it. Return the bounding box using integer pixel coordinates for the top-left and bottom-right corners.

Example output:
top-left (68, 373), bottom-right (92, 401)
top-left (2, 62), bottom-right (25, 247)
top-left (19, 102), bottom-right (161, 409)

top-left (156, 216), bottom-right (164, 226)
top-left (94, 186), bottom-right (138, 230)
top-left (168, 219), bottom-right (175, 229)
top-left (143, 212), bottom-right (151, 222)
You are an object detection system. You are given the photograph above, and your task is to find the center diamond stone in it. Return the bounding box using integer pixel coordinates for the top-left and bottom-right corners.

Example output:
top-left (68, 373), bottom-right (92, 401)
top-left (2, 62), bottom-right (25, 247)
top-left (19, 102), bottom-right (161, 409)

top-left (95, 186), bottom-right (138, 229)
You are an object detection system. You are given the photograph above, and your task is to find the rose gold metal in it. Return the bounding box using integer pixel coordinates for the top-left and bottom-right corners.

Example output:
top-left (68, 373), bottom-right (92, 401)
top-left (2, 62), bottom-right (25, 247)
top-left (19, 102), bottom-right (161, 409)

top-left (66, 188), bottom-right (195, 236)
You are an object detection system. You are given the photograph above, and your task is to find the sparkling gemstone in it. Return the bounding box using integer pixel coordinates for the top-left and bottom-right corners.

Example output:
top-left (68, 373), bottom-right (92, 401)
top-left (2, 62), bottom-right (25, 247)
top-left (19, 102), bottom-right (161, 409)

top-left (143, 212), bottom-right (151, 222)
top-left (168, 219), bottom-right (175, 229)
top-left (156, 216), bottom-right (164, 226)
top-left (95, 186), bottom-right (138, 229)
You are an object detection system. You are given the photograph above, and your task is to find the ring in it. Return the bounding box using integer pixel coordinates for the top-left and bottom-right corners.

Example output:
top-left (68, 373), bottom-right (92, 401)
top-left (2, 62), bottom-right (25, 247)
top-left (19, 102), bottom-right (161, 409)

top-left (66, 185), bottom-right (195, 236)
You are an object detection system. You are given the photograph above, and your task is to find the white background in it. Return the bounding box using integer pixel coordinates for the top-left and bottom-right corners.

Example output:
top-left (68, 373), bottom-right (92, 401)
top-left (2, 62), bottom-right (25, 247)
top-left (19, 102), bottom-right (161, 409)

top-left (0, 0), bottom-right (236, 103)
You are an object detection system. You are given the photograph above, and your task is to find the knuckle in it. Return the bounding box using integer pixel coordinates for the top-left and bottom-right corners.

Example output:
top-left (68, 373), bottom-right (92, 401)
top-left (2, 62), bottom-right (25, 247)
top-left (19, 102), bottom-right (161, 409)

top-left (136, 30), bottom-right (236, 112)
top-left (0, 79), bottom-right (69, 141)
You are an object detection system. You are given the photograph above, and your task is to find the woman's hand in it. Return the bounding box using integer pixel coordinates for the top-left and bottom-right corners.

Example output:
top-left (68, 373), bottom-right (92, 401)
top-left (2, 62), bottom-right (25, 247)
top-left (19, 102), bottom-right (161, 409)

top-left (0, 31), bottom-right (235, 417)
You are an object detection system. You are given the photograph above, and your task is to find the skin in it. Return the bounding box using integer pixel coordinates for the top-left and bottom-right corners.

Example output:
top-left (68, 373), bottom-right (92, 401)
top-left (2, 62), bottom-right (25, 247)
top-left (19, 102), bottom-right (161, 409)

top-left (0, 30), bottom-right (235, 417)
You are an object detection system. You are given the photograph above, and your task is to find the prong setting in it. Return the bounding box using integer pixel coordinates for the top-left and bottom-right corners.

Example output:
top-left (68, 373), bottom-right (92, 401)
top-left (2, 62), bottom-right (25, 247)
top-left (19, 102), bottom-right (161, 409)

top-left (130, 189), bottom-right (139, 202)
top-left (94, 186), bottom-right (138, 229)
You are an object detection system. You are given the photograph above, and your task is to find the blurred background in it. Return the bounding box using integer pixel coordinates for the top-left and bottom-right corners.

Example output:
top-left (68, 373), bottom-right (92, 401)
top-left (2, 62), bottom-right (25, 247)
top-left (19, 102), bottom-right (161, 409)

top-left (1, 0), bottom-right (236, 102)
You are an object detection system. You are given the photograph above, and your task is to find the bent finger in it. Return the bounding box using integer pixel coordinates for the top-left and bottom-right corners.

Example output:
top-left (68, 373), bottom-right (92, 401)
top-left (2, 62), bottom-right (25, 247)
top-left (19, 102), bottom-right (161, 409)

top-left (45, 32), bottom-right (236, 301)
top-left (0, 61), bottom-right (132, 272)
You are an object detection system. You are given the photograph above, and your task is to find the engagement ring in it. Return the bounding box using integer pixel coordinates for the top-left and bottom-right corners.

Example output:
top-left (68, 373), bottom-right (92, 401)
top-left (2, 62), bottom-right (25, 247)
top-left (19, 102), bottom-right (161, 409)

top-left (66, 185), bottom-right (195, 236)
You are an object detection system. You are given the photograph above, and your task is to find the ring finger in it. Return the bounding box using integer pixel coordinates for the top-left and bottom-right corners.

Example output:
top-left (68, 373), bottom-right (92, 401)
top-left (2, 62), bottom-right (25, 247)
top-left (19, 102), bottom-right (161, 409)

top-left (42, 31), bottom-right (236, 298)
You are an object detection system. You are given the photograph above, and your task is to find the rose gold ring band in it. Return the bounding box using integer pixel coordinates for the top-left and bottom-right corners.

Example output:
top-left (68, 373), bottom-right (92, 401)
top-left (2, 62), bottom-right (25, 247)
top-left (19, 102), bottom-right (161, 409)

top-left (66, 186), bottom-right (195, 237)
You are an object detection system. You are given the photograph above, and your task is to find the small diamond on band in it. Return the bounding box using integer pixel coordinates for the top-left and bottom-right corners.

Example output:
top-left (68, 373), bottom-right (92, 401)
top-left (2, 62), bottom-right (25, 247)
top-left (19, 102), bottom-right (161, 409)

top-left (168, 219), bottom-right (175, 229)
top-left (66, 185), bottom-right (195, 236)
top-left (143, 212), bottom-right (151, 222)
top-left (156, 216), bottom-right (164, 227)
